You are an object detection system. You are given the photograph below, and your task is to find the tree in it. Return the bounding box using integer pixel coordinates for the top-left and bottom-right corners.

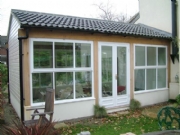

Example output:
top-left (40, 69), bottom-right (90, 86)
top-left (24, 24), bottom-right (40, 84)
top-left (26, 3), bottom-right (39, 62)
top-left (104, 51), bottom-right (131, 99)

top-left (94, 1), bottom-right (128, 22)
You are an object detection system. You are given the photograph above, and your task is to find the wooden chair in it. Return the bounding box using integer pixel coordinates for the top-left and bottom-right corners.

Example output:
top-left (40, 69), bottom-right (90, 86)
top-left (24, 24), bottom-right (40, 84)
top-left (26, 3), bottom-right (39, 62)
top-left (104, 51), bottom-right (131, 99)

top-left (23, 88), bottom-right (55, 127)
top-left (157, 106), bottom-right (180, 130)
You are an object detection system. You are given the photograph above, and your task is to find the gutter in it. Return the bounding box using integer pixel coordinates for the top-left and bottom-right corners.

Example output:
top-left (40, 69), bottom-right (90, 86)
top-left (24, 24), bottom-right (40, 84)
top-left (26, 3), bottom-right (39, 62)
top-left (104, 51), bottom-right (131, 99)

top-left (170, 0), bottom-right (178, 63)
top-left (18, 29), bottom-right (29, 121)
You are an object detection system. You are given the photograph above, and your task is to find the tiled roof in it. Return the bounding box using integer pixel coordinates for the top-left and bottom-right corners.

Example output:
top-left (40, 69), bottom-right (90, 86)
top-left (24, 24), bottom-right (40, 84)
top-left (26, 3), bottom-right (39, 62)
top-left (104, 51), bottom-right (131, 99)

top-left (11, 9), bottom-right (172, 39)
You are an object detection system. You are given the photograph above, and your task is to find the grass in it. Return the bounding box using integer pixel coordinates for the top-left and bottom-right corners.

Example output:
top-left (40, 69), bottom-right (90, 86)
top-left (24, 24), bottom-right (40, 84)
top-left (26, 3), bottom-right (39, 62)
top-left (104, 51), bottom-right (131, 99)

top-left (60, 110), bottom-right (160, 135)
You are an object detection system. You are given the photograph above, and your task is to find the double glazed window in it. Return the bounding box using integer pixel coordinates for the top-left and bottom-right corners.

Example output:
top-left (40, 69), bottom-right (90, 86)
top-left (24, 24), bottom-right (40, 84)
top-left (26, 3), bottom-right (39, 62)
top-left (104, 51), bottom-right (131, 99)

top-left (134, 45), bottom-right (167, 91)
top-left (31, 40), bottom-right (93, 103)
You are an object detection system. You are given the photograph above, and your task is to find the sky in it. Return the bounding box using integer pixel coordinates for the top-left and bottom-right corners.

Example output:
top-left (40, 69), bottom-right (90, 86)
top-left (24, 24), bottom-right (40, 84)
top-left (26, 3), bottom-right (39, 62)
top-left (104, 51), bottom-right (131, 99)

top-left (0, 0), bottom-right (139, 36)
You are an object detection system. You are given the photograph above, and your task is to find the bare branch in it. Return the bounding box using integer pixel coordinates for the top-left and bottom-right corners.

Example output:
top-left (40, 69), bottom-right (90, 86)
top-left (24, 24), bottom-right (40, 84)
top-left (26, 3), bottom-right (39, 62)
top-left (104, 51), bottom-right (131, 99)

top-left (93, 2), bottom-right (128, 22)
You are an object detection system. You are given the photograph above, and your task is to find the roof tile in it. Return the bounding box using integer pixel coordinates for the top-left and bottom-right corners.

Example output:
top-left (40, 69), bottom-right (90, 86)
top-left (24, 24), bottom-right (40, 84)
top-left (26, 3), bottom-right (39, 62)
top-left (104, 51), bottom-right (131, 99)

top-left (11, 9), bottom-right (172, 39)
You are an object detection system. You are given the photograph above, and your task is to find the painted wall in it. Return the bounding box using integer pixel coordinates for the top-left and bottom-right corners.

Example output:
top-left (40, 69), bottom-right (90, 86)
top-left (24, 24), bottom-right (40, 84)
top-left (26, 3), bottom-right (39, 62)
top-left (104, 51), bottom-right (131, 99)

top-left (8, 17), bottom-right (21, 117)
top-left (134, 90), bottom-right (169, 106)
top-left (136, 0), bottom-right (172, 33)
top-left (24, 99), bottom-right (95, 121)
top-left (15, 26), bottom-right (171, 121)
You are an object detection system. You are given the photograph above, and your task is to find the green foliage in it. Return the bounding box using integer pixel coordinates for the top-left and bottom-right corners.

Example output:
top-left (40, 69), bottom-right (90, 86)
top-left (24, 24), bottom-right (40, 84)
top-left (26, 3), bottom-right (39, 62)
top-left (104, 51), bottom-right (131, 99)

top-left (0, 120), bottom-right (59, 135)
top-left (176, 94), bottom-right (180, 105)
top-left (174, 94), bottom-right (180, 108)
top-left (0, 63), bottom-right (8, 91)
top-left (94, 104), bottom-right (107, 118)
top-left (129, 99), bottom-right (141, 111)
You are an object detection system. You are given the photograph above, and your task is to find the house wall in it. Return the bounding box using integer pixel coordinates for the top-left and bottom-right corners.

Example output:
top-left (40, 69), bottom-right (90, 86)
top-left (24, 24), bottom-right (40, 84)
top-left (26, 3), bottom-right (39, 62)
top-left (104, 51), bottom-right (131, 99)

top-left (21, 28), bottom-right (170, 121)
top-left (136, 0), bottom-right (172, 33)
top-left (8, 17), bottom-right (21, 117)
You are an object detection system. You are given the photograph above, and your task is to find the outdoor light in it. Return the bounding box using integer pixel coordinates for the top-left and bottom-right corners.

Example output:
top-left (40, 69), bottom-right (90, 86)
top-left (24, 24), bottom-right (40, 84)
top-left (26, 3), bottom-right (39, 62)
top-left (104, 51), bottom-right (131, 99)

top-left (175, 72), bottom-right (179, 83)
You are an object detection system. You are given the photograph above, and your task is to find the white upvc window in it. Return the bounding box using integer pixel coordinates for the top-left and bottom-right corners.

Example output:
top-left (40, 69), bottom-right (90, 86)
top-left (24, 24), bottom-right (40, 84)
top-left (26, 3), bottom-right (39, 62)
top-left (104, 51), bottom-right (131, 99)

top-left (134, 44), bottom-right (167, 92)
top-left (30, 39), bottom-right (94, 104)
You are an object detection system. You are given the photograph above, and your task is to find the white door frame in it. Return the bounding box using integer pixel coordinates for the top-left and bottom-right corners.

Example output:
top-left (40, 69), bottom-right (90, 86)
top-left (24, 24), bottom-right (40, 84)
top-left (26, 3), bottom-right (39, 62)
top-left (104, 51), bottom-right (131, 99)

top-left (98, 42), bottom-right (130, 108)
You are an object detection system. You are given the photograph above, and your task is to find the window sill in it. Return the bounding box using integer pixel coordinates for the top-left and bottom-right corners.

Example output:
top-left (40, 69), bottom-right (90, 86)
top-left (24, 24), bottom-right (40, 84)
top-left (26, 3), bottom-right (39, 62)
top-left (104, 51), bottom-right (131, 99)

top-left (31, 97), bottom-right (95, 106)
top-left (54, 97), bottom-right (95, 104)
top-left (134, 88), bottom-right (168, 95)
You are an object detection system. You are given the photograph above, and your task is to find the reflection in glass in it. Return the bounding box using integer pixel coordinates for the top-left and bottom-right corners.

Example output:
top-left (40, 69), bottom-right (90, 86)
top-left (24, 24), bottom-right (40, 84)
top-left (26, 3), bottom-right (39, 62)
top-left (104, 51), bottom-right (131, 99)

top-left (34, 41), bottom-right (53, 68)
top-left (55, 42), bottom-right (73, 68)
top-left (147, 47), bottom-right (156, 65)
top-left (32, 73), bottom-right (52, 103)
top-left (75, 72), bottom-right (92, 98)
top-left (146, 69), bottom-right (156, 90)
top-left (158, 68), bottom-right (166, 88)
top-left (55, 72), bottom-right (73, 100)
top-left (75, 43), bottom-right (91, 67)
top-left (135, 46), bottom-right (145, 66)
top-left (158, 47), bottom-right (166, 65)
top-left (101, 46), bottom-right (112, 97)
top-left (117, 47), bottom-right (126, 95)
top-left (135, 69), bottom-right (145, 91)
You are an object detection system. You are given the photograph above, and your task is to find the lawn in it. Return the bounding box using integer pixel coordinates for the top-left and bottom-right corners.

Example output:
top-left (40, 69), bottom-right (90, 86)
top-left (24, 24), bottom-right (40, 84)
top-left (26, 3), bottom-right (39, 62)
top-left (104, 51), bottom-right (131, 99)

top-left (59, 110), bottom-right (160, 135)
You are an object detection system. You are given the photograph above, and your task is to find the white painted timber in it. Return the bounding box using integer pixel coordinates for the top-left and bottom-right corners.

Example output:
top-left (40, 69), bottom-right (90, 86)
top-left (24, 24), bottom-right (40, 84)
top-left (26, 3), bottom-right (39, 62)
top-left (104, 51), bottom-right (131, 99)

top-left (8, 16), bottom-right (21, 117)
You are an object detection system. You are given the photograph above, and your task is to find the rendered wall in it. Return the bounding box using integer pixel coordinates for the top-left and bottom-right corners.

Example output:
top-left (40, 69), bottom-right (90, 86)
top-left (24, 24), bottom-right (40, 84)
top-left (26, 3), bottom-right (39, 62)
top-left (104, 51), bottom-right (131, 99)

top-left (24, 99), bottom-right (95, 121)
top-left (8, 17), bottom-right (21, 117)
top-left (136, 0), bottom-right (172, 33)
top-left (134, 89), bottom-right (169, 106)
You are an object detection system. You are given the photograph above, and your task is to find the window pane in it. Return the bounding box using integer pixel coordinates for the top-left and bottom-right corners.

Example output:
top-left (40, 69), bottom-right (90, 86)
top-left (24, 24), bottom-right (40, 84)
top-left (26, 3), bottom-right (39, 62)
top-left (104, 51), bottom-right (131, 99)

top-left (158, 47), bottom-right (166, 65)
top-left (34, 41), bottom-right (53, 68)
top-left (147, 47), bottom-right (156, 65)
top-left (135, 46), bottom-right (145, 66)
top-left (55, 72), bottom-right (73, 100)
top-left (75, 72), bottom-right (92, 98)
top-left (135, 69), bottom-right (145, 91)
top-left (55, 42), bottom-right (73, 68)
top-left (32, 73), bottom-right (53, 103)
top-left (117, 47), bottom-right (126, 95)
top-left (146, 69), bottom-right (156, 90)
top-left (158, 68), bottom-right (166, 88)
top-left (75, 43), bottom-right (91, 67)
top-left (102, 46), bottom-right (113, 97)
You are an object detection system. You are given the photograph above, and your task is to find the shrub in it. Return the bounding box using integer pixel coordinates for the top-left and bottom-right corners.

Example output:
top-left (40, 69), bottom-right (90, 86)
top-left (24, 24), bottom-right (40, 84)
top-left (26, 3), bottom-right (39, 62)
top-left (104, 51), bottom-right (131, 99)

top-left (0, 63), bottom-right (8, 91)
top-left (176, 94), bottom-right (180, 105)
top-left (174, 94), bottom-right (180, 108)
top-left (129, 99), bottom-right (141, 111)
top-left (0, 120), bottom-right (60, 135)
top-left (94, 104), bottom-right (107, 118)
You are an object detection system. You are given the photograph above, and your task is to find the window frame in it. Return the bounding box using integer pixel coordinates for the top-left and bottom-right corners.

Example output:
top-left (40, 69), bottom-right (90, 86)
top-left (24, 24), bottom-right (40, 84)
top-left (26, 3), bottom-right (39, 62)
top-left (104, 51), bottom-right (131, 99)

top-left (30, 38), bottom-right (94, 106)
top-left (134, 44), bottom-right (168, 93)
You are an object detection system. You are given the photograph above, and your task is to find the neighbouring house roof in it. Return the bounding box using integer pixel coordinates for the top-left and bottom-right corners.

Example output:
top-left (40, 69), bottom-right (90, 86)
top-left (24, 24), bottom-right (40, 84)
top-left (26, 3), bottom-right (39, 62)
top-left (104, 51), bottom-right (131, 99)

top-left (11, 9), bottom-right (172, 39)
top-left (127, 12), bottom-right (140, 24)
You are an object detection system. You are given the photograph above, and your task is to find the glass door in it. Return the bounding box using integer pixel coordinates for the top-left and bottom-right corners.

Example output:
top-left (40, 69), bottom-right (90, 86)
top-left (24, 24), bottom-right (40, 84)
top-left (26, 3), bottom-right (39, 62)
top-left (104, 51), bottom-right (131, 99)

top-left (99, 42), bottom-right (130, 108)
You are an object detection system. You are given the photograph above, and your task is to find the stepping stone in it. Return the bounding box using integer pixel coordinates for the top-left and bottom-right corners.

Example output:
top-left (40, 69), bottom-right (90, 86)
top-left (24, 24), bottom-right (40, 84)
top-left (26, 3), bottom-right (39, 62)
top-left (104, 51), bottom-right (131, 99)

top-left (120, 132), bottom-right (136, 135)
top-left (117, 111), bottom-right (129, 115)
top-left (54, 122), bottom-right (68, 129)
top-left (77, 131), bottom-right (91, 135)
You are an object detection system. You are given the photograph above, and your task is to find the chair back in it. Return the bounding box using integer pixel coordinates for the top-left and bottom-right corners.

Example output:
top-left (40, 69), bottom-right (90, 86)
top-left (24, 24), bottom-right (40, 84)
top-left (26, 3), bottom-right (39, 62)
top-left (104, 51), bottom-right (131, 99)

top-left (157, 106), bottom-right (180, 130)
top-left (44, 88), bottom-right (55, 114)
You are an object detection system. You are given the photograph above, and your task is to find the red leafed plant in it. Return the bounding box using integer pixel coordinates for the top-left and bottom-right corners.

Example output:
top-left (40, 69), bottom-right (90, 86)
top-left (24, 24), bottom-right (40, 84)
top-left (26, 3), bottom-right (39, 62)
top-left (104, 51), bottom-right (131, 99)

top-left (0, 120), bottom-right (60, 135)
